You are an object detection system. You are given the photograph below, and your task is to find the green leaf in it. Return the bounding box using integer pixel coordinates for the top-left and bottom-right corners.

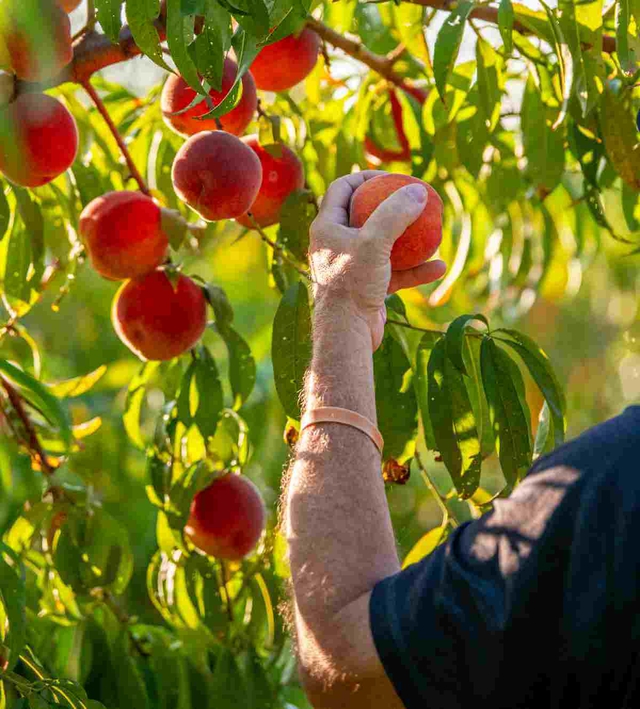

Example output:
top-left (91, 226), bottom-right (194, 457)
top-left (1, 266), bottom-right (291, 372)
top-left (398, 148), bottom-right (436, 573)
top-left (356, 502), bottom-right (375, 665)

top-left (278, 190), bottom-right (315, 264)
top-left (192, 3), bottom-right (231, 91)
top-left (616, 0), bottom-right (639, 74)
top-left (165, 0), bottom-right (203, 94)
top-left (427, 339), bottom-right (481, 498)
top-left (0, 359), bottom-right (72, 450)
top-left (374, 332), bottom-right (419, 463)
top-left (475, 39), bottom-right (504, 132)
top-left (54, 508), bottom-right (134, 595)
top-left (123, 361), bottom-right (161, 449)
top-left (2, 220), bottom-right (31, 303)
top-left (445, 314), bottom-right (489, 375)
top-left (433, 0), bottom-right (474, 103)
top-left (600, 87), bottom-right (640, 191)
top-left (402, 524), bottom-right (448, 569)
top-left (498, 0), bottom-right (515, 54)
top-left (521, 73), bottom-right (565, 193)
top-left (414, 332), bottom-right (441, 451)
top-left (202, 283), bottom-right (234, 328)
top-left (539, 0), bottom-right (573, 128)
top-left (192, 345), bottom-right (224, 440)
top-left (0, 182), bottom-right (10, 241)
top-left (569, 123), bottom-right (605, 189)
top-left (272, 282), bottom-right (312, 420)
top-left (533, 400), bottom-right (557, 458)
top-left (0, 544), bottom-right (26, 669)
top-left (480, 339), bottom-right (532, 488)
top-left (112, 630), bottom-right (151, 709)
top-left (95, 0), bottom-right (123, 43)
top-left (462, 336), bottom-right (495, 458)
top-left (46, 365), bottom-right (107, 398)
top-left (494, 329), bottom-right (566, 447)
top-left (216, 325), bottom-right (256, 410)
top-left (211, 648), bottom-right (247, 706)
top-left (127, 0), bottom-right (171, 71)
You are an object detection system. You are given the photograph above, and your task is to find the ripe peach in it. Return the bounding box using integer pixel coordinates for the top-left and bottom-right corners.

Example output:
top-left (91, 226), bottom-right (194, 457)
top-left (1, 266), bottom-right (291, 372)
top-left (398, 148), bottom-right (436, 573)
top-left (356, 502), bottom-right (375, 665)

top-left (161, 59), bottom-right (257, 137)
top-left (349, 174), bottom-right (443, 271)
top-left (185, 473), bottom-right (266, 560)
top-left (112, 271), bottom-right (207, 361)
top-left (364, 90), bottom-right (411, 164)
top-left (249, 28), bottom-right (320, 92)
top-left (0, 92), bottom-right (78, 187)
top-left (80, 192), bottom-right (169, 281)
top-left (2, 1), bottom-right (72, 81)
top-left (236, 136), bottom-right (305, 228)
top-left (172, 130), bottom-right (263, 221)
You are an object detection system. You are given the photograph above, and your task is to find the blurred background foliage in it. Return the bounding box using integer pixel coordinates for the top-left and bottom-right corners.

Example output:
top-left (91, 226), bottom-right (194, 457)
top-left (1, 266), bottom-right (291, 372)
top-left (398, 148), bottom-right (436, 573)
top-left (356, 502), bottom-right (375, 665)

top-left (0, 0), bottom-right (639, 705)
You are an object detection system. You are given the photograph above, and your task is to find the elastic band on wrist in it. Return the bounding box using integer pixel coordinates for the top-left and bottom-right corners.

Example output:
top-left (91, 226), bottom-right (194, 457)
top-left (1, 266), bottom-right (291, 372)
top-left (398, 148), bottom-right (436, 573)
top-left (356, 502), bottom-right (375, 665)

top-left (300, 406), bottom-right (384, 455)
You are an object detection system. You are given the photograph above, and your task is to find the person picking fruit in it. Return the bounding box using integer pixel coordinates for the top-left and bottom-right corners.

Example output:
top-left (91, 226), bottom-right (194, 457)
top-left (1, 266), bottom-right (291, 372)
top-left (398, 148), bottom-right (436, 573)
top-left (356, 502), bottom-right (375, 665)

top-left (284, 172), bottom-right (640, 708)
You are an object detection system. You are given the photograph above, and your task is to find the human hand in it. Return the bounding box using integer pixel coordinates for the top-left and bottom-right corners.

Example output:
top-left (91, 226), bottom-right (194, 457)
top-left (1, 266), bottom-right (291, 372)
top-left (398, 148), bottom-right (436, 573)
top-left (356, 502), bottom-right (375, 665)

top-left (309, 171), bottom-right (447, 350)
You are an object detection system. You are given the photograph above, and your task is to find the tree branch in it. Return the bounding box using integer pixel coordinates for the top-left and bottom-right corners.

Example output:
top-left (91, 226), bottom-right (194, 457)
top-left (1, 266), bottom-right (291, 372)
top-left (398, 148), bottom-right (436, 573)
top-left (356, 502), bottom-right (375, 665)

top-left (404, 0), bottom-right (616, 54)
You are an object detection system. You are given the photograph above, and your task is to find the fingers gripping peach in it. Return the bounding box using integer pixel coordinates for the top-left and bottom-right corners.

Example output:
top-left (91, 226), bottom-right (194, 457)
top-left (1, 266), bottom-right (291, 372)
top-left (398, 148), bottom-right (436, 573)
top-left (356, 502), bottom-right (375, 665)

top-left (349, 174), bottom-right (443, 271)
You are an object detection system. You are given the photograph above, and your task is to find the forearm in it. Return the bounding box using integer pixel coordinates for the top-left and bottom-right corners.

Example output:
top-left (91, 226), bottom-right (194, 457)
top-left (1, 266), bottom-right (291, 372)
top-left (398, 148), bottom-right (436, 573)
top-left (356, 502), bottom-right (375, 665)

top-left (284, 301), bottom-right (400, 670)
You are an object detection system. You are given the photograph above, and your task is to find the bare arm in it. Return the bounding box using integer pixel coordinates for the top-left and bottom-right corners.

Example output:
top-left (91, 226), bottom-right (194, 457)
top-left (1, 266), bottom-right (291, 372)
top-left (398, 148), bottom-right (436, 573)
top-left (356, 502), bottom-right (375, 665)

top-left (283, 172), bottom-right (446, 707)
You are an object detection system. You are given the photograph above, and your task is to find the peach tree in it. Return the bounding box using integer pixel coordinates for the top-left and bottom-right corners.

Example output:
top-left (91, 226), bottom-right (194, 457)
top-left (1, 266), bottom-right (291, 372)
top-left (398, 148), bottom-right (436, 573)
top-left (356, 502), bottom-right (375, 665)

top-left (0, 0), bottom-right (638, 706)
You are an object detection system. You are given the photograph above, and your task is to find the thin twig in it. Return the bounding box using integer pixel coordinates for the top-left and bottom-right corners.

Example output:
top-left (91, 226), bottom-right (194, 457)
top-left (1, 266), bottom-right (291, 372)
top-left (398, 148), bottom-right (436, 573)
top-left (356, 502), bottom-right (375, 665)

top-left (220, 560), bottom-right (235, 624)
top-left (0, 378), bottom-right (55, 477)
top-left (101, 590), bottom-right (150, 657)
top-left (414, 450), bottom-right (460, 528)
top-left (246, 214), bottom-right (312, 281)
top-left (83, 80), bottom-right (151, 195)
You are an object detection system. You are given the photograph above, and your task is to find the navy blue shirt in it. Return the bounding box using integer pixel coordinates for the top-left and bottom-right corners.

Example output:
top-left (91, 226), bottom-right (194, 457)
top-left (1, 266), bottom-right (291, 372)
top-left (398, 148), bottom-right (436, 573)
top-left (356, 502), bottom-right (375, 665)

top-left (370, 405), bottom-right (640, 708)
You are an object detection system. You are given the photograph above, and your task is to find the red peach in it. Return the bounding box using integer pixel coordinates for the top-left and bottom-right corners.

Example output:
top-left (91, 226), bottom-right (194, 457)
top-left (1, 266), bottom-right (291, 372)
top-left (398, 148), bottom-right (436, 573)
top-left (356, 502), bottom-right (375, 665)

top-left (171, 130), bottom-right (263, 222)
top-left (2, 1), bottom-right (72, 81)
top-left (161, 59), bottom-right (257, 137)
top-left (249, 28), bottom-right (320, 92)
top-left (349, 174), bottom-right (443, 271)
top-left (80, 192), bottom-right (169, 281)
top-left (236, 136), bottom-right (305, 229)
top-left (112, 271), bottom-right (207, 361)
top-left (0, 93), bottom-right (78, 187)
top-left (185, 473), bottom-right (266, 560)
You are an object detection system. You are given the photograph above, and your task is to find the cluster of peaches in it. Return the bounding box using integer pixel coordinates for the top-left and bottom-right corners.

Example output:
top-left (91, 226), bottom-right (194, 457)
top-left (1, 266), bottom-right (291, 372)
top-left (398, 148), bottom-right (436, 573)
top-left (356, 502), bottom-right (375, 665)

top-left (0, 9), bottom-right (321, 364)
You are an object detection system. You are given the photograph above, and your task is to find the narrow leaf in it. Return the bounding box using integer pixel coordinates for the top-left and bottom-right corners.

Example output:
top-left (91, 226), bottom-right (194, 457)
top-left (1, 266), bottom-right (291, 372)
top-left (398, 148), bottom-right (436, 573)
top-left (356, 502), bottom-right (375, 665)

top-left (498, 0), bottom-right (515, 54)
top-left (445, 313), bottom-right (489, 375)
top-left (402, 524), bottom-right (448, 569)
top-left (95, 0), bottom-right (123, 43)
top-left (414, 332), bottom-right (440, 451)
top-left (433, 0), bottom-right (474, 103)
top-left (216, 324), bottom-right (256, 410)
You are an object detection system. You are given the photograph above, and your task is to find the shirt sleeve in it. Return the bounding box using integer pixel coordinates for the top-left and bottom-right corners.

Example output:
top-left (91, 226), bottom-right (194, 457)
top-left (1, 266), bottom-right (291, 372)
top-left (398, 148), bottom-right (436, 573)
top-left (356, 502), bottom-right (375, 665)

top-left (369, 521), bottom-right (507, 709)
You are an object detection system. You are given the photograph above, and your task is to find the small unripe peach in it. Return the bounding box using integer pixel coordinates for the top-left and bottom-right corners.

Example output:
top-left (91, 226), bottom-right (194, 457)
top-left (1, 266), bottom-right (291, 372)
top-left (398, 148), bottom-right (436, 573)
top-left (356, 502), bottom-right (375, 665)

top-left (161, 59), bottom-right (257, 137)
top-left (236, 136), bottom-right (305, 229)
top-left (185, 473), bottom-right (266, 560)
top-left (249, 28), bottom-right (320, 92)
top-left (0, 92), bottom-right (78, 187)
top-left (2, 1), bottom-right (72, 81)
top-left (172, 130), bottom-right (263, 221)
top-left (112, 271), bottom-right (207, 361)
top-left (349, 174), bottom-right (443, 271)
top-left (80, 192), bottom-right (169, 281)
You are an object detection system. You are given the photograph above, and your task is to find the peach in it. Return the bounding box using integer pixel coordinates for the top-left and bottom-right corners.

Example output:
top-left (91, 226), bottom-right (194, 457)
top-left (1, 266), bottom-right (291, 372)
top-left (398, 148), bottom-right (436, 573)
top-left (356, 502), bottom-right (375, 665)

top-left (161, 59), bottom-right (257, 137)
top-left (349, 174), bottom-right (443, 271)
top-left (236, 136), bottom-right (305, 228)
top-left (79, 192), bottom-right (169, 280)
top-left (0, 92), bottom-right (78, 187)
top-left (171, 130), bottom-right (263, 221)
top-left (2, 1), bottom-right (72, 81)
top-left (249, 28), bottom-right (320, 92)
top-left (112, 271), bottom-right (207, 361)
top-left (185, 473), bottom-right (266, 560)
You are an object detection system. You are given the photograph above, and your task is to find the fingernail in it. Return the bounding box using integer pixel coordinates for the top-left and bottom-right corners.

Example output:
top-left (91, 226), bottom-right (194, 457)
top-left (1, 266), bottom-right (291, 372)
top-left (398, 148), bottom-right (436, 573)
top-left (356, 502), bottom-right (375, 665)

top-left (407, 184), bottom-right (428, 203)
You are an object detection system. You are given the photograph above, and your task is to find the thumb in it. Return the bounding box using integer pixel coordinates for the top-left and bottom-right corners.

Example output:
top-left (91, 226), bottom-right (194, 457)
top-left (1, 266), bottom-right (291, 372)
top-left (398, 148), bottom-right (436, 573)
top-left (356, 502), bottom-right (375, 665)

top-left (361, 183), bottom-right (428, 246)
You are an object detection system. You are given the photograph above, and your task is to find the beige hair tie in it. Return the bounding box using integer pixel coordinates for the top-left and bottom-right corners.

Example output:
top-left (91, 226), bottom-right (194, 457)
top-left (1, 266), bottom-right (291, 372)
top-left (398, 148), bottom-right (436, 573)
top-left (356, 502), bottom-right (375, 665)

top-left (300, 406), bottom-right (384, 455)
